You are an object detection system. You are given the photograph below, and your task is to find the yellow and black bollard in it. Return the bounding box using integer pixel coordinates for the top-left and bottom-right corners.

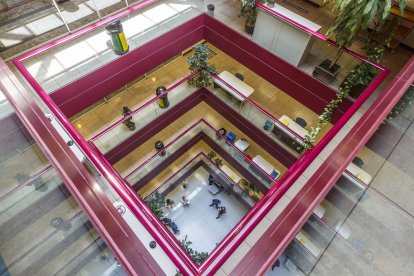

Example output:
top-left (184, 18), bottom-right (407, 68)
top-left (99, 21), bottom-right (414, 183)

top-left (106, 20), bottom-right (129, 55)
top-left (156, 86), bottom-right (169, 109)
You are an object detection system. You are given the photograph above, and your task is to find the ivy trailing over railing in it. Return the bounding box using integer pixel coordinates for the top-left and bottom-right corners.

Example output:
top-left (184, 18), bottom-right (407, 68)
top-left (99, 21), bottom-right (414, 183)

top-left (180, 235), bottom-right (208, 265)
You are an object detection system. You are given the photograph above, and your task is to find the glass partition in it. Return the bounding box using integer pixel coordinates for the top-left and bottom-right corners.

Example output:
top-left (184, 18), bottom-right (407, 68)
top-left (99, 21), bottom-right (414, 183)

top-left (209, 74), bottom-right (309, 156)
top-left (0, 104), bottom-right (125, 276)
top-left (19, 1), bottom-right (202, 92)
top-left (125, 119), bottom-right (280, 194)
top-left (90, 77), bottom-right (198, 153)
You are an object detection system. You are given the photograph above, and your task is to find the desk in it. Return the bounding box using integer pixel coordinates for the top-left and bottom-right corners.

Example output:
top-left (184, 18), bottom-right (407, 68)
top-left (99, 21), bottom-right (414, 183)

top-left (345, 163), bottom-right (372, 185)
top-left (234, 139), bottom-right (250, 152)
top-left (214, 71), bottom-right (254, 102)
top-left (208, 183), bottom-right (220, 195)
top-left (277, 115), bottom-right (307, 139)
top-left (220, 165), bottom-right (241, 184)
top-left (250, 155), bottom-right (280, 184)
top-left (272, 115), bottom-right (307, 154)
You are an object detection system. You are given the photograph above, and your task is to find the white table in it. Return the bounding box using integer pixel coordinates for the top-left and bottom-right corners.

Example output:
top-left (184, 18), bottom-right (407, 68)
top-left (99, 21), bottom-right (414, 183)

top-left (234, 139), bottom-right (250, 152)
top-left (213, 71), bottom-right (254, 102)
top-left (253, 4), bottom-right (321, 66)
top-left (251, 155), bottom-right (280, 184)
top-left (220, 165), bottom-right (241, 184)
top-left (277, 115), bottom-right (308, 139)
top-left (345, 163), bottom-right (372, 185)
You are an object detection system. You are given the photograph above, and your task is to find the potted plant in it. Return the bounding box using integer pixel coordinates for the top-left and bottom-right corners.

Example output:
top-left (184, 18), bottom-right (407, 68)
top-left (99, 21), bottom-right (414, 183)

top-left (240, 0), bottom-right (264, 34)
top-left (187, 43), bottom-right (216, 87)
top-left (313, 0), bottom-right (406, 84)
top-left (214, 158), bottom-right (223, 167)
top-left (342, 18), bottom-right (398, 99)
top-left (207, 151), bottom-right (217, 159)
top-left (180, 235), bottom-right (209, 265)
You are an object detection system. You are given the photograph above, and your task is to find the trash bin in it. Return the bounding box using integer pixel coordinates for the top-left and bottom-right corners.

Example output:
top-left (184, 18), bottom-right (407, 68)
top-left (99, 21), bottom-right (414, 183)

top-left (155, 140), bottom-right (166, 156)
top-left (207, 4), bottom-right (214, 16)
top-left (106, 20), bottom-right (129, 55)
top-left (216, 127), bottom-right (227, 140)
top-left (156, 86), bottom-right (169, 109)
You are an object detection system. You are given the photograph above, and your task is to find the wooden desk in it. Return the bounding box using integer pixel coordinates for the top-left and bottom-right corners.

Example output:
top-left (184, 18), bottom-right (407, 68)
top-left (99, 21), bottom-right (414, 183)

top-left (214, 71), bottom-right (254, 102)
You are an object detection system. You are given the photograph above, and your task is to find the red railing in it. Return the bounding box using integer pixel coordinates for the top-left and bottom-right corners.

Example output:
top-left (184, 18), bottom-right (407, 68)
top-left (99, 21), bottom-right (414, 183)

top-left (212, 73), bottom-right (309, 146)
top-left (125, 118), bottom-right (277, 185)
top-left (89, 72), bottom-right (196, 142)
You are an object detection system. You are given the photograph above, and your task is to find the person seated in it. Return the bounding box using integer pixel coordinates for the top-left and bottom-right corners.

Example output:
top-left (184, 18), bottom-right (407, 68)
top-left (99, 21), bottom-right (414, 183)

top-left (181, 196), bottom-right (190, 207)
top-left (161, 217), bottom-right (172, 227)
top-left (208, 174), bottom-right (214, 185)
top-left (171, 222), bottom-right (180, 234)
top-left (165, 198), bottom-right (175, 208)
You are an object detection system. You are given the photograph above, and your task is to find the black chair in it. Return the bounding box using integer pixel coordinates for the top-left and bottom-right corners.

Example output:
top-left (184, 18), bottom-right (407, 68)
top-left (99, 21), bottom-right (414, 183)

top-left (235, 73), bottom-right (244, 81)
top-left (295, 117), bottom-right (307, 128)
top-left (352, 156), bottom-right (364, 168)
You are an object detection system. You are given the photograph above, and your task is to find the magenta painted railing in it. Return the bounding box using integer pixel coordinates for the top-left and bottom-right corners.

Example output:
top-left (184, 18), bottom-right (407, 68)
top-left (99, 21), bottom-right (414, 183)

top-left (0, 165), bottom-right (53, 202)
top-left (202, 118), bottom-right (277, 183)
top-left (125, 118), bottom-right (277, 185)
top-left (212, 73), bottom-right (309, 147)
top-left (145, 151), bottom-right (257, 204)
top-left (7, 1), bottom-right (392, 273)
top-left (144, 152), bottom-right (204, 198)
top-left (14, 0), bottom-right (158, 62)
top-left (124, 118), bottom-right (204, 180)
top-left (89, 72), bottom-right (196, 142)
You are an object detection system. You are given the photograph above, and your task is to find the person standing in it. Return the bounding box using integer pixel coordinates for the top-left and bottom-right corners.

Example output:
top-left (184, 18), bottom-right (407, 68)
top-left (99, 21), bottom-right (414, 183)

top-left (181, 196), bottom-right (190, 207)
top-left (166, 198), bottom-right (175, 208)
top-left (216, 206), bottom-right (226, 219)
top-left (209, 198), bottom-right (221, 209)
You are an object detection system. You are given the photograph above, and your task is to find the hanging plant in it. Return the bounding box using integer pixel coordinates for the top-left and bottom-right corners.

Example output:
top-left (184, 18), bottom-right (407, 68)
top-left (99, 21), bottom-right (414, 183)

top-left (144, 191), bottom-right (165, 218)
top-left (388, 86), bottom-right (414, 119)
top-left (187, 44), bottom-right (216, 88)
top-left (180, 235), bottom-right (209, 265)
top-left (214, 158), bottom-right (223, 167)
top-left (324, 0), bottom-right (406, 70)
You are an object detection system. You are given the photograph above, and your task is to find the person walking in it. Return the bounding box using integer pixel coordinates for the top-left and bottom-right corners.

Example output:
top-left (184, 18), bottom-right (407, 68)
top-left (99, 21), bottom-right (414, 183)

top-left (166, 198), bottom-right (175, 208)
top-left (216, 206), bottom-right (226, 219)
top-left (181, 196), bottom-right (190, 207)
top-left (209, 198), bottom-right (221, 209)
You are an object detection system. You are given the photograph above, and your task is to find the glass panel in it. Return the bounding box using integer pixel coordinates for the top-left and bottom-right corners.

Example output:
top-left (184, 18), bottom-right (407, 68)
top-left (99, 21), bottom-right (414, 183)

top-left (141, 151), bottom-right (253, 266)
top-left (209, 76), bottom-right (307, 156)
top-left (0, 92), bottom-right (125, 275)
top-left (0, 1), bottom-right (67, 59)
top-left (21, 1), bottom-right (202, 92)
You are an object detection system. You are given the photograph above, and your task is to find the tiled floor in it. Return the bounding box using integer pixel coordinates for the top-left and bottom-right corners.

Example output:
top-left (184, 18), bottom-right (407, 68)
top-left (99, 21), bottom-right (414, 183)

top-left (162, 166), bottom-right (249, 254)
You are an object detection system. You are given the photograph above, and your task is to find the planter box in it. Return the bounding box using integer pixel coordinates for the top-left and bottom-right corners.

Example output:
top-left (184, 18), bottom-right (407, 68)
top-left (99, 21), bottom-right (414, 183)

top-left (313, 59), bottom-right (342, 84)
